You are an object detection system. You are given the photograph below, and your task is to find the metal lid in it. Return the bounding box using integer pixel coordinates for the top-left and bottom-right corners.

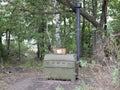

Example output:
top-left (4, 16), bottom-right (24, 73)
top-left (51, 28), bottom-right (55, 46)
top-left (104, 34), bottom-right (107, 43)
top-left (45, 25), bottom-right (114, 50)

top-left (44, 54), bottom-right (76, 61)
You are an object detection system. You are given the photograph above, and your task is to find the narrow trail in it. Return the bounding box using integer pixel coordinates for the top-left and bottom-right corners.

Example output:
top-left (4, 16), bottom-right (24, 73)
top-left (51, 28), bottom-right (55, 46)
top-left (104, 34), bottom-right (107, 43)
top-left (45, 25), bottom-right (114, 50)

top-left (0, 66), bottom-right (117, 90)
top-left (7, 72), bottom-right (77, 90)
top-left (9, 77), bottom-right (34, 90)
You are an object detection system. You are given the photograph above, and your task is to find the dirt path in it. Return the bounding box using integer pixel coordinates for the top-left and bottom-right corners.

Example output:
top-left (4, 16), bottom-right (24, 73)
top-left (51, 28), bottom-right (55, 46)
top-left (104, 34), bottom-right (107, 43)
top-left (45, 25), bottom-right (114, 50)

top-left (3, 71), bottom-right (77, 90)
top-left (0, 65), bottom-right (117, 90)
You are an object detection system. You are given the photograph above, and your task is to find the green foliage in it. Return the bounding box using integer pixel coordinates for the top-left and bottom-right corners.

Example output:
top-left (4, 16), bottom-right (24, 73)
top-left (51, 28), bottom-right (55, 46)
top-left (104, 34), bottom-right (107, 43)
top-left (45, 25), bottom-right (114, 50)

top-left (112, 68), bottom-right (119, 87)
top-left (56, 86), bottom-right (64, 90)
top-left (10, 41), bottom-right (29, 55)
top-left (0, 73), bottom-right (6, 79)
top-left (20, 60), bottom-right (32, 68)
top-left (80, 60), bottom-right (89, 68)
top-left (109, 0), bottom-right (120, 33)
top-left (34, 61), bottom-right (43, 69)
top-left (0, 0), bottom-right (119, 65)
top-left (74, 85), bottom-right (88, 90)
top-left (20, 59), bottom-right (43, 69)
top-left (4, 60), bottom-right (13, 68)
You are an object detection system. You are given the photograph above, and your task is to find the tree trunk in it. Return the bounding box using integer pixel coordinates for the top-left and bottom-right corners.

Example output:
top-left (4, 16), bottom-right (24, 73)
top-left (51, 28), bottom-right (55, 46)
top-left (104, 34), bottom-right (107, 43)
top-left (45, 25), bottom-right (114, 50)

top-left (37, 18), bottom-right (45, 60)
top-left (93, 27), bottom-right (105, 64)
top-left (94, 0), bottom-right (108, 63)
top-left (55, 14), bottom-right (61, 48)
top-left (18, 35), bottom-right (21, 61)
top-left (81, 0), bottom-right (86, 56)
top-left (92, 0), bottom-right (97, 18)
top-left (92, 0), bottom-right (98, 56)
top-left (37, 41), bottom-right (40, 58)
top-left (88, 23), bottom-right (92, 57)
top-left (0, 35), bottom-right (3, 64)
top-left (6, 29), bottom-right (11, 55)
top-left (53, 0), bottom-right (61, 48)
top-left (81, 19), bottom-right (85, 56)
top-left (46, 21), bottom-right (52, 53)
top-left (63, 16), bottom-right (66, 48)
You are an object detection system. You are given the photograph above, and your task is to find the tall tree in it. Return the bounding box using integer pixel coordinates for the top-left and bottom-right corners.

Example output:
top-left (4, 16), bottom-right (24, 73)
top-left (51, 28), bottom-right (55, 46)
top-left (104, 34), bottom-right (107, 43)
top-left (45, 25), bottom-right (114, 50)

top-left (57, 0), bottom-right (109, 61)
top-left (81, 0), bottom-right (86, 56)
top-left (53, 0), bottom-right (61, 48)
top-left (4, 0), bottom-right (109, 61)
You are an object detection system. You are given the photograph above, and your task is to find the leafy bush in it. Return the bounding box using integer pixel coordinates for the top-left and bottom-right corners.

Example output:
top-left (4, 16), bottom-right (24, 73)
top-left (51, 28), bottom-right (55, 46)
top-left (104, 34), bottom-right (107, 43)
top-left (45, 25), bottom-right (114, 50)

top-left (80, 60), bottom-right (89, 68)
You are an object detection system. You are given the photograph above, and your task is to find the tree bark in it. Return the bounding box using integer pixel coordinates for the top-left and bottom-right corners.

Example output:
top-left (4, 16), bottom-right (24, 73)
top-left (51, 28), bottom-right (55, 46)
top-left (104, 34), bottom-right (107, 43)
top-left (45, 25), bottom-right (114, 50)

top-left (46, 21), bottom-right (52, 53)
top-left (6, 29), bottom-right (11, 55)
top-left (0, 35), bottom-right (3, 64)
top-left (92, 0), bottom-right (98, 56)
top-left (37, 19), bottom-right (45, 60)
top-left (37, 41), bottom-right (40, 58)
top-left (93, 27), bottom-right (105, 64)
top-left (53, 0), bottom-right (61, 48)
top-left (18, 35), bottom-right (21, 61)
top-left (81, 19), bottom-right (85, 56)
top-left (100, 0), bottom-right (108, 26)
top-left (94, 0), bottom-right (108, 63)
top-left (81, 0), bottom-right (86, 56)
top-left (55, 14), bottom-right (61, 48)
top-left (92, 0), bottom-right (97, 18)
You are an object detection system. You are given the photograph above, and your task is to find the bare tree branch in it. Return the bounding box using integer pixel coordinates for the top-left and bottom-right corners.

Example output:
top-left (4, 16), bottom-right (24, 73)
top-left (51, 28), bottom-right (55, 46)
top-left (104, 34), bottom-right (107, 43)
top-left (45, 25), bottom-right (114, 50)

top-left (8, 0), bottom-right (99, 27)
top-left (19, 8), bottom-right (73, 15)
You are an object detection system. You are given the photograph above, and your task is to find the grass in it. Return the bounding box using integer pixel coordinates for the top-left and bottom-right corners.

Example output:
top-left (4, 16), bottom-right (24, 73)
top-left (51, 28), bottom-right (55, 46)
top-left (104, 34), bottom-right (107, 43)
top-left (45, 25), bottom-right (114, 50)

top-left (74, 85), bottom-right (88, 90)
top-left (56, 86), bottom-right (64, 90)
top-left (20, 60), bottom-right (43, 69)
top-left (55, 85), bottom-right (88, 90)
top-left (0, 73), bottom-right (6, 79)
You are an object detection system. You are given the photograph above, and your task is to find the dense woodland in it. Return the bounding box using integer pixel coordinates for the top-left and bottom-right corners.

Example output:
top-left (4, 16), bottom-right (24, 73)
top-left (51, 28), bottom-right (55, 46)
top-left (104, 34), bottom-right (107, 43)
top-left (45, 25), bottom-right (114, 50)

top-left (0, 0), bottom-right (119, 65)
top-left (0, 0), bottom-right (120, 89)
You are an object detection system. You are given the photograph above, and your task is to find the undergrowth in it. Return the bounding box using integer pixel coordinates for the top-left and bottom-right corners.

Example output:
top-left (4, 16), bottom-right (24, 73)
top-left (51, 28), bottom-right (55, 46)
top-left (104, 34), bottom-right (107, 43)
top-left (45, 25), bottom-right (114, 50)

top-left (20, 59), bottom-right (43, 69)
top-left (55, 85), bottom-right (88, 90)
